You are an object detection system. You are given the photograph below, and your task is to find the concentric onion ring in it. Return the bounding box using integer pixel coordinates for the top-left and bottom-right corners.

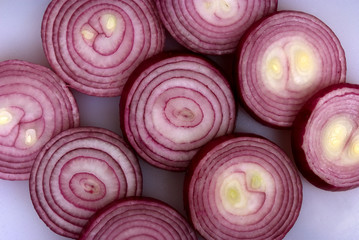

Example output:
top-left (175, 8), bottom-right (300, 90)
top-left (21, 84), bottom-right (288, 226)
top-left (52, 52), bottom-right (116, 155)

top-left (292, 83), bottom-right (359, 191)
top-left (185, 134), bottom-right (302, 240)
top-left (237, 11), bottom-right (346, 128)
top-left (79, 197), bottom-right (197, 240)
top-left (42, 0), bottom-right (165, 96)
top-left (156, 0), bottom-right (278, 55)
top-left (29, 127), bottom-right (142, 238)
top-left (120, 52), bottom-right (236, 171)
top-left (0, 60), bottom-right (79, 180)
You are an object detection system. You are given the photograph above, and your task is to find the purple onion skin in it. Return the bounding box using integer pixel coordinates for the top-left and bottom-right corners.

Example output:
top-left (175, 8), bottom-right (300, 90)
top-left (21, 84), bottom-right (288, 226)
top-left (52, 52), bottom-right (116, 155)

top-left (236, 10), bottom-right (346, 129)
top-left (79, 197), bottom-right (197, 240)
top-left (120, 51), bottom-right (236, 171)
top-left (292, 83), bottom-right (359, 191)
top-left (185, 134), bottom-right (302, 240)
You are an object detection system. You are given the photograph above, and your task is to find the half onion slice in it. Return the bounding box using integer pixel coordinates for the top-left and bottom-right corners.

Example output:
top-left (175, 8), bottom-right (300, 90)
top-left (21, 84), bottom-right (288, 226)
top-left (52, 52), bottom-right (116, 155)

top-left (185, 134), bottom-right (302, 240)
top-left (120, 52), bottom-right (236, 171)
top-left (237, 11), bottom-right (346, 128)
top-left (79, 197), bottom-right (197, 240)
top-left (42, 0), bottom-right (165, 96)
top-left (0, 60), bottom-right (79, 180)
top-left (29, 127), bottom-right (142, 239)
top-left (156, 0), bottom-right (278, 55)
top-left (292, 83), bottom-right (359, 191)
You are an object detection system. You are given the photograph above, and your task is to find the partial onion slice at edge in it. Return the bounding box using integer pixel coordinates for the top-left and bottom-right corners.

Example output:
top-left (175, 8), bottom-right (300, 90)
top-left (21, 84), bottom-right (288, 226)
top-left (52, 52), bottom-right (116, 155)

top-left (79, 197), bottom-right (197, 240)
top-left (292, 83), bottom-right (359, 191)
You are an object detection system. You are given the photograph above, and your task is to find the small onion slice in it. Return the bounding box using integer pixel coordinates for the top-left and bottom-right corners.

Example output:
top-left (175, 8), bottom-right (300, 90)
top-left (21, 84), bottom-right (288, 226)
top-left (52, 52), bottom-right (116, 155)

top-left (0, 60), bottom-right (79, 180)
top-left (42, 0), bottom-right (165, 96)
top-left (185, 134), bottom-right (302, 240)
top-left (79, 197), bottom-right (197, 240)
top-left (120, 52), bottom-right (236, 171)
top-left (29, 127), bottom-right (142, 239)
top-left (292, 83), bottom-right (359, 191)
top-left (156, 0), bottom-right (278, 55)
top-left (237, 11), bottom-right (346, 128)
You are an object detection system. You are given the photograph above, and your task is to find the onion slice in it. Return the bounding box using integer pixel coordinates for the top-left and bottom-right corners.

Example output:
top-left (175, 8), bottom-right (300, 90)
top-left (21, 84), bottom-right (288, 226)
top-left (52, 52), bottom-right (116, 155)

top-left (185, 134), bottom-right (302, 240)
top-left (0, 60), bottom-right (79, 180)
top-left (156, 0), bottom-right (278, 55)
top-left (120, 52), bottom-right (236, 171)
top-left (79, 197), bottom-right (197, 240)
top-left (29, 127), bottom-right (142, 239)
top-left (236, 11), bottom-right (346, 128)
top-left (42, 0), bottom-right (165, 96)
top-left (292, 83), bottom-right (359, 191)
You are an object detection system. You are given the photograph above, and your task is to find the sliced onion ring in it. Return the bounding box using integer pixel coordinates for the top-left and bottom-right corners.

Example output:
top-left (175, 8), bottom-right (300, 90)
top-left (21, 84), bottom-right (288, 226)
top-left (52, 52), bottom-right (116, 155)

top-left (0, 59), bottom-right (79, 180)
top-left (42, 0), bottom-right (165, 96)
top-left (185, 134), bottom-right (302, 240)
top-left (79, 197), bottom-right (197, 240)
top-left (120, 52), bottom-right (236, 171)
top-left (292, 83), bottom-right (359, 191)
top-left (156, 0), bottom-right (278, 55)
top-left (29, 127), bottom-right (142, 239)
top-left (237, 11), bottom-right (346, 128)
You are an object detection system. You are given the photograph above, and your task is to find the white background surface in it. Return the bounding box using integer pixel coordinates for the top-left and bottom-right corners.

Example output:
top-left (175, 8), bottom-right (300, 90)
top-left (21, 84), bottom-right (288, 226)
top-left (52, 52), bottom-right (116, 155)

top-left (1, 0), bottom-right (359, 239)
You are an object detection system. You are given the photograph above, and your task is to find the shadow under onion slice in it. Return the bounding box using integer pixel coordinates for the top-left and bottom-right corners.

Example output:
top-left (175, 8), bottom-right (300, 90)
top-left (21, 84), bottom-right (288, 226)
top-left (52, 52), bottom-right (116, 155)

top-left (236, 11), bottom-right (346, 128)
top-left (185, 134), bottom-right (302, 240)
top-left (292, 83), bottom-right (359, 191)
top-left (79, 197), bottom-right (197, 240)
top-left (156, 0), bottom-right (278, 55)
top-left (29, 127), bottom-right (142, 239)
top-left (0, 60), bottom-right (79, 180)
top-left (120, 52), bottom-right (236, 171)
top-left (42, 0), bottom-right (165, 97)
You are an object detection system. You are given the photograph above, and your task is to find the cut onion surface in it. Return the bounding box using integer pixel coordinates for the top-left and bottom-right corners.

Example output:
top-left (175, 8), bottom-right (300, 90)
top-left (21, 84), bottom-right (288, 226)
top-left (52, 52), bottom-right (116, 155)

top-left (237, 11), bottom-right (346, 128)
top-left (42, 0), bottom-right (165, 97)
top-left (292, 83), bottom-right (359, 191)
top-left (120, 52), bottom-right (236, 171)
top-left (185, 134), bottom-right (302, 240)
top-left (79, 197), bottom-right (197, 240)
top-left (29, 127), bottom-right (142, 239)
top-left (156, 0), bottom-right (278, 55)
top-left (0, 60), bottom-right (79, 180)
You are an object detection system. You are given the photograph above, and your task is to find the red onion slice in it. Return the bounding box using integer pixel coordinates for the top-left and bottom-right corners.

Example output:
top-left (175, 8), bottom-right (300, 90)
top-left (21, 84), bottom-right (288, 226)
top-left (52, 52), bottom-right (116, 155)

top-left (185, 134), bottom-right (302, 240)
top-left (120, 52), bottom-right (236, 171)
top-left (42, 0), bottom-right (165, 97)
top-left (292, 83), bottom-right (359, 191)
top-left (237, 11), bottom-right (346, 128)
top-left (0, 60), bottom-right (79, 180)
top-left (29, 127), bottom-right (142, 238)
top-left (79, 197), bottom-right (197, 240)
top-left (156, 0), bottom-right (278, 55)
